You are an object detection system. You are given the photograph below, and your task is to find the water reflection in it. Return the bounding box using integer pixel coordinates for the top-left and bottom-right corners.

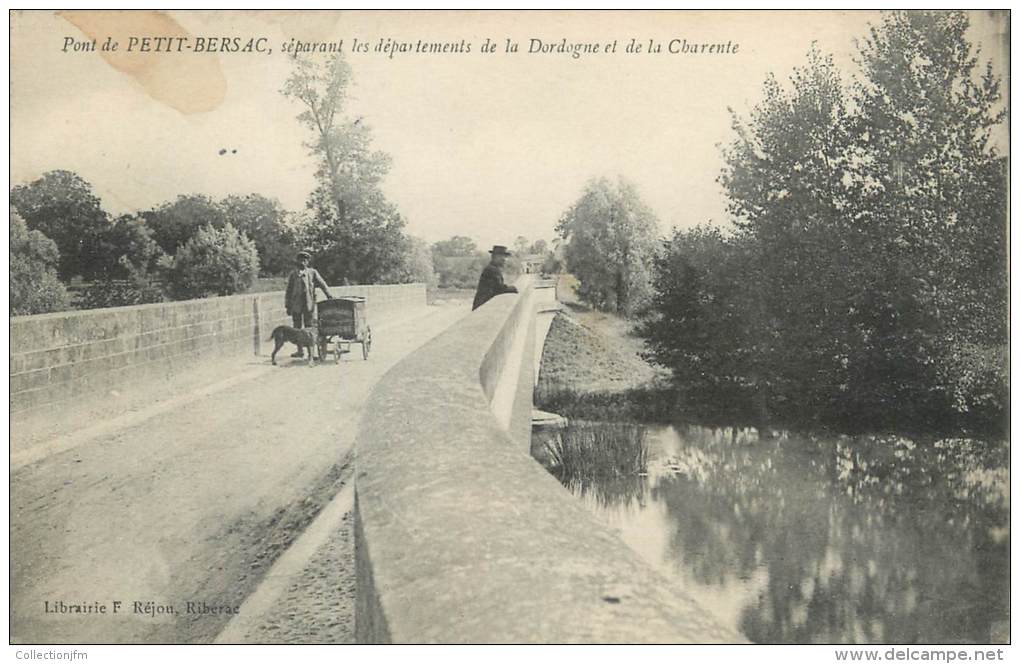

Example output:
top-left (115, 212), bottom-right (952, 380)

top-left (544, 423), bottom-right (1009, 644)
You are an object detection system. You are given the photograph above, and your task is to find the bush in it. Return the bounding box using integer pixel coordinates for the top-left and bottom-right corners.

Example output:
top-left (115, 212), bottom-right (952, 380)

top-left (78, 280), bottom-right (165, 309)
top-left (166, 223), bottom-right (259, 300)
top-left (10, 209), bottom-right (71, 315)
top-left (77, 260), bottom-right (165, 309)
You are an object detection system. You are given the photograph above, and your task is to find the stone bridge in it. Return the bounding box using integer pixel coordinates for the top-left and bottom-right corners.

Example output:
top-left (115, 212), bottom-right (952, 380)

top-left (9, 278), bottom-right (739, 644)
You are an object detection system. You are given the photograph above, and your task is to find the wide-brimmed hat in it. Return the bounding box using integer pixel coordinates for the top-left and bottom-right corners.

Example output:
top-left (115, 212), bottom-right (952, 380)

top-left (489, 245), bottom-right (512, 256)
top-left (297, 250), bottom-right (312, 260)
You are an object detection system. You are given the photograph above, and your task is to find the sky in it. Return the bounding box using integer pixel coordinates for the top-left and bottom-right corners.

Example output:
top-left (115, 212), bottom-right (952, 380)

top-left (9, 10), bottom-right (1009, 251)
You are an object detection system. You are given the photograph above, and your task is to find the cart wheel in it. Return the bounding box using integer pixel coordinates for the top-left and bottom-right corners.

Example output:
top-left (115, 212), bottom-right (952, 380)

top-left (363, 327), bottom-right (372, 360)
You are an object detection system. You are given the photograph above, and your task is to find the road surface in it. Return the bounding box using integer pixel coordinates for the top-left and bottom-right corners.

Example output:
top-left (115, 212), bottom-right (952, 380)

top-left (10, 300), bottom-right (470, 644)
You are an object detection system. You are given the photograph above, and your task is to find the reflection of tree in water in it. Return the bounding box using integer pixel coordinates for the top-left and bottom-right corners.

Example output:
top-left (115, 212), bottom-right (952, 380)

top-left (648, 426), bottom-right (1008, 643)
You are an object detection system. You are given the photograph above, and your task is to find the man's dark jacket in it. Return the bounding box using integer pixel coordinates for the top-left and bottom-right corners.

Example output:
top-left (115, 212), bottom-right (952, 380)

top-left (472, 264), bottom-right (518, 310)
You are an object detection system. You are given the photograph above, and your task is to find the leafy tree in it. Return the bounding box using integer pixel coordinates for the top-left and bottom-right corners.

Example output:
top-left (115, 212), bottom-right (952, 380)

top-left (76, 214), bottom-right (167, 309)
top-left (719, 45), bottom-right (862, 421)
top-left (386, 236), bottom-right (438, 287)
top-left (298, 198), bottom-right (410, 285)
top-left (433, 253), bottom-right (489, 289)
top-left (283, 54), bottom-right (413, 285)
top-left (10, 170), bottom-right (112, 280)
top-left (556, 177), bottom-right (659, 316)
top-left (98, 214), bottom-right (165, 279)
top-left (850, 11), bottom-right (1008, 424)
top-left (431, 235), bottom-right (478, 257)
top-left (513, 236), bottom-right (530, 256)
top-left (540, 252), bottom-right (562, 275)
top-left (430, 236), bottom-right (487, 288)
top-left (530, 239), bottom-right (549, 255)
top-left (221, 194), bottom-right (298, 276)
top-left (10, 208), bottom-right (71, 315)
top-left (166, 223), bottom-right (259, 300)
top-left (642, 226), bottom-right (764, 417)
top-left (654, 11), bottom-right (1008, 433)
top-left (282, 54), bottom-right (390, 220)
top-left (143, 194), bottom-right (227, 256)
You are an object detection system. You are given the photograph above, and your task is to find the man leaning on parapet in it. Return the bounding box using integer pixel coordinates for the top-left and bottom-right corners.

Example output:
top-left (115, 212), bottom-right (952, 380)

top-left (472, 245), bottom-right (519, 311)
top-left (285, 250), bottom-right (333, 358)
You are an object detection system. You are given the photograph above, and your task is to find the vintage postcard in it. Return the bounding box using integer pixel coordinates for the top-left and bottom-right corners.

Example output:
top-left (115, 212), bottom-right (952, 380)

top-left (8, 9), bottom-right (1010, 655)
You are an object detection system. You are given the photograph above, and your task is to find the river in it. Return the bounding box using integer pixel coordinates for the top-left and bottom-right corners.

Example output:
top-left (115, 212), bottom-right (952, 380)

top-left (535, 423), bottom-right (1009, 644)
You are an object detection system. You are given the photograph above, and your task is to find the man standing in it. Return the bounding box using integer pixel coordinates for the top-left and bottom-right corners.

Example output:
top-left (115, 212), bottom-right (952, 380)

top-left (472, 245), bottom-right (519, 311)
top-left (285, 250), bottom-right (333, 357)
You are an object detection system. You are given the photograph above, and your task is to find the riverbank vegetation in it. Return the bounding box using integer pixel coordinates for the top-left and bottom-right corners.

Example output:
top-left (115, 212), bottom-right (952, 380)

top-left (542, 422), bottom-right (649, 482)
top-left (554, 12), bottom-right (1007, 439)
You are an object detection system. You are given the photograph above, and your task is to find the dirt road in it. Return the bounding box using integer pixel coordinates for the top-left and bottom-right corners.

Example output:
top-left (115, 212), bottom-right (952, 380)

top-left (10, 301), bottom-right (469, 644)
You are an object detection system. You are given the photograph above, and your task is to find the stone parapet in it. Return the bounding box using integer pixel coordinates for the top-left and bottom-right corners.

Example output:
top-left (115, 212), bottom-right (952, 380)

top-left (9, 284), bottom-right (426, 416)
top-left (354, 280), bottom-right (743, 644)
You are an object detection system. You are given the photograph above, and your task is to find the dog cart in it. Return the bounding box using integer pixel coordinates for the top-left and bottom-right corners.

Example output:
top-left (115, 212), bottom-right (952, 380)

top-left (316, 296), bottom-right (372, 363)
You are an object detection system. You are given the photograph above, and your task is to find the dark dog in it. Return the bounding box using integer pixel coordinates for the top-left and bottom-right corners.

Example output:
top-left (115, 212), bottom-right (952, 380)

top-left (268, 326), bottom-right (318, 365)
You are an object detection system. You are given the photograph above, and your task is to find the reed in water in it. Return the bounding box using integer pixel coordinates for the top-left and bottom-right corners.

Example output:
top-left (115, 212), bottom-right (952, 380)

top-left (542, 421), bottom-right (649, 481)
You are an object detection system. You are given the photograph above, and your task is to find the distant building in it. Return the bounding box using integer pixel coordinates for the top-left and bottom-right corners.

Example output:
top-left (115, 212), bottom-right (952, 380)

top-left (520, 253), bottom-right (545, 274)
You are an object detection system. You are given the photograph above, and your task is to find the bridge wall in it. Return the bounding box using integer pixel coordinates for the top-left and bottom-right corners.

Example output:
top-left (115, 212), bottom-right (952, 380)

top-left (354, 280), bottom-right (743, 644)
top-left (9, 284), bottom-right (425, 416)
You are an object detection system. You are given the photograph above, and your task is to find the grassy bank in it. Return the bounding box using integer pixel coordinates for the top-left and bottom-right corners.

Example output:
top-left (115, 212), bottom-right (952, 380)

top-left (536, 276), bottom-right (676, 422)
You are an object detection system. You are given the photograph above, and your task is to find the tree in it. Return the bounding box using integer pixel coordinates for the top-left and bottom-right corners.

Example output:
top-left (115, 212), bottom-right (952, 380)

top-left (74, 214), bottom-right (167, 309)
top-left (10, 208), bottom-right (71, 315)
top-left (847, 11), bottom-right (1008, 427)
top-left (166, 223), bottom-right (259, 300)
top-left (282, 53), bottom-right (386, 220)
top-left (431, 235), bottom-right (478, 257)
top-left (540, 253), bottom-right (562, 275)
top-left (430, 236), bottom-right (486, 288)
top-left (556, 177), bottom-right (659, 316)
top-left (282, 53), bottom-right (411, 284)
top-left (661, 11), bottom-right (1009, 432)
top-left (298, 198), bottom-right (411, 285)
top-left (530, 239), bottom-right (549, 255)
top-left (221, 194), bottom-right (298, 276)
top-left (719, 45), bottom-right (862, 420)
top-left (143, 194), bottom-right (227, 256)
top-left (10, 170), bottom-right (112, 281)
top-left (513, 236), bottom-right (530, 256)
top-left (99, 214), bottom-right (165, 279)
top-left (433, 255), bottom-right (489, 289)
top-left (386, 236), bottom-right (438, 287)
top-left (642, 226), bottom-right (771, 420)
